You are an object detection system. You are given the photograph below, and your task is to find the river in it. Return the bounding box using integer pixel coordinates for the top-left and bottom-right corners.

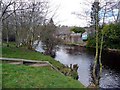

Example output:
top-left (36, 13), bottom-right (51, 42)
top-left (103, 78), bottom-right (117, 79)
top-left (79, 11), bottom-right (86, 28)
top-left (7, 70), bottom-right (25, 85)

top-left (55, 45), bottom-right (120, 88)
top-left (36, 44), bottom-right (120, 88)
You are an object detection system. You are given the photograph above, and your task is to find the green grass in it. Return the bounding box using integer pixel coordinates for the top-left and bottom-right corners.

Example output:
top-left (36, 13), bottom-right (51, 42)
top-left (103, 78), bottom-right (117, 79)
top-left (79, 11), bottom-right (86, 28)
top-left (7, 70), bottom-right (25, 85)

top-left (2, 42), bottom-right (84, 88)
top-left (0, 63), bottom-right (2, 89)
top-left (2, 43), bottom-right (64, 69)
top-left (2, 63), bottom-right (84, 88)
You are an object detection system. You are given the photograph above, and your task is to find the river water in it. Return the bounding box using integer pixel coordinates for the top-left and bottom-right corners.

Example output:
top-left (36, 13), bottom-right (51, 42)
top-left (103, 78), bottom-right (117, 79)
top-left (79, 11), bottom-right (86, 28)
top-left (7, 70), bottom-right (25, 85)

top-left (55, 46), bottom-right (120, 88)
top-left (36, 44), bottom-right (120, 88)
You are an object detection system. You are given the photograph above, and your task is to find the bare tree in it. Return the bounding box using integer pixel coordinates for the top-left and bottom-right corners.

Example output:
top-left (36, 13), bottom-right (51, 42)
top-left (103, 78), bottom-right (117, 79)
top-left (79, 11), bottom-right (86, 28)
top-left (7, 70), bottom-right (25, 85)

top-left (91, 0), bottom-right (120, 87)
top-left (116, 1), bottom-right (120, 22)
top-left (73, 0), bottom-right (119, 87)
top-left (2, 0), bottom-right (49, 49)
top-left (25, 0), bottom-right (49, 50)
top-left (40, 18), bottom-right (60, 57)
top-left (0, 0), bottom-right (2, 44)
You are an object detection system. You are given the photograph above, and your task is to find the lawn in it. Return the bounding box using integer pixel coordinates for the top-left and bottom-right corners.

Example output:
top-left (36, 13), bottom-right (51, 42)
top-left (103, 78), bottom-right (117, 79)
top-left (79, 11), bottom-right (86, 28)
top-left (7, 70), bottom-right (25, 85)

top-left (2, 43), bottom-right (64, 69)
top-left (2, 63), bottom-right (84, 88)
top-left (2, 42), bottom-right (84, 88)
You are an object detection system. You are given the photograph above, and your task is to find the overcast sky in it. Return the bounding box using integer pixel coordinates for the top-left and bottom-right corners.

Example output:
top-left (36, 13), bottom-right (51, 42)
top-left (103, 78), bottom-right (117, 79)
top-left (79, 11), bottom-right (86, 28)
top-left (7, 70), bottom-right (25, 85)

top-left (49, 0), bottom-right (119, 27)
top-left (5, 0), bottom-right (118, 27)
top-left (49, 0), bottom-right (92, 27)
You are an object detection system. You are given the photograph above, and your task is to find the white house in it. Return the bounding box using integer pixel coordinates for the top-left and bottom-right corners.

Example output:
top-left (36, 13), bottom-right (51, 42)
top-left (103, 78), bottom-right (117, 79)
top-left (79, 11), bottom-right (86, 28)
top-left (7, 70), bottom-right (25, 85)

top-left (82, 32), bottom-right (88, 40)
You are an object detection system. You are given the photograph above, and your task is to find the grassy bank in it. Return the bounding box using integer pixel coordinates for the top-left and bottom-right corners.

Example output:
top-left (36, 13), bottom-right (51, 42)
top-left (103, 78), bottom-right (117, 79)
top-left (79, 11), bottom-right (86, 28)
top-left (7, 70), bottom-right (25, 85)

top-left (2, 42), bottom-right (84, 88)
top-left (2, 63), bottom-right (84, 88)
top-left (2, 42), bottom-right (64, 69)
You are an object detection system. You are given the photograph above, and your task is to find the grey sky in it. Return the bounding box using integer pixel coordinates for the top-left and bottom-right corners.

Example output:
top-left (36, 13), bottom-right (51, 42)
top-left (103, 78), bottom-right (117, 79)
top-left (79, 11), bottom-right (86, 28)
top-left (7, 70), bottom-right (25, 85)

top-left (50, 0), bottom-right (119, 27)
top-left (4, 0), bottom-right (119, 27)
top-left (50, 0), bottom-right (92, 27)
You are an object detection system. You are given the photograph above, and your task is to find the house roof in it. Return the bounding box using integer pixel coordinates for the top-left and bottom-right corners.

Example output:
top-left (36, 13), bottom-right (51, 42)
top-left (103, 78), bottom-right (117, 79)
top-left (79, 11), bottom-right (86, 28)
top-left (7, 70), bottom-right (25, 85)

top-left (56, 26), bottom-right (72, 35)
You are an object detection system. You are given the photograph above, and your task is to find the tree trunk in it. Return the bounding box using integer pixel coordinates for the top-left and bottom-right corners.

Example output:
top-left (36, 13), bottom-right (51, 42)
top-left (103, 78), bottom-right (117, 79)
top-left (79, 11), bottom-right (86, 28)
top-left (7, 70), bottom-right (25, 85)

top-left (93, 24), bottom-right (99, 87)
top-left (27, 40), bottom-right (33, 50)
top-left (0, 0), bottom-right (2, 45)
top-left (6, 21), bottom-right (9, 47)
top-left (92, 2), bottom-right (100, 87)
top-left (6, 33), bottom-right (9, 47)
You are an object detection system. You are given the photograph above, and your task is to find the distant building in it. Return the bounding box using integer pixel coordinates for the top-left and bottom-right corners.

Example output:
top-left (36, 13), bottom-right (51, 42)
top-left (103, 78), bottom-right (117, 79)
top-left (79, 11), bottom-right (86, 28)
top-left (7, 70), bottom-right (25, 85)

top-left (82, 32), bottom-right (88, 41)
top-left (70, 32), bottom-right (82, 43)
top-left (84, 27), bottom-right (95, 37)
top-left (56, 26), bottom-right (93, 43)
top-left (56, 26), bottom-right (72, 43)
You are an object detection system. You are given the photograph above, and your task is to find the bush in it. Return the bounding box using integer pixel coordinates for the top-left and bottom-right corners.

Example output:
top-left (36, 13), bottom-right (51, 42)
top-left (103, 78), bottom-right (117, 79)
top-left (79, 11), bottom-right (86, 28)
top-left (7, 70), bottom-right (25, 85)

top-left (87, 23), bottom-right (120, 49)
top-left (86, 36), bottom-right (96, 48)
top-left (103, 23), bottom-right (120, 49)
top-left (71, 27), bottom-right (85, 33)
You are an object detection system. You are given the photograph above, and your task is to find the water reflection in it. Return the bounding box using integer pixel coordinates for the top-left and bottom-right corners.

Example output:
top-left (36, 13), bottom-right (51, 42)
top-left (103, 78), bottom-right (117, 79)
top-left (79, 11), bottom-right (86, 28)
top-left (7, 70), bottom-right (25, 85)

top-left (55, 46), bottom-right (94, 86)
top-left (55, 46), bottom-right (120, 88)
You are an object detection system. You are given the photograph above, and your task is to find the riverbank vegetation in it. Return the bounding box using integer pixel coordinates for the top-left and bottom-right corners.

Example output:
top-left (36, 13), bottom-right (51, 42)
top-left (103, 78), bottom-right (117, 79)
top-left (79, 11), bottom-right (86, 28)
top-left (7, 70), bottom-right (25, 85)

top-left (86, 0), bottom-right (120, 87)
top-left (87, 22), bottom-right (120, 50)
top-left (2, 42), bottom-right (84, 88)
